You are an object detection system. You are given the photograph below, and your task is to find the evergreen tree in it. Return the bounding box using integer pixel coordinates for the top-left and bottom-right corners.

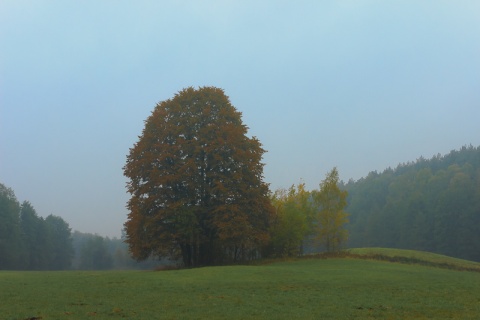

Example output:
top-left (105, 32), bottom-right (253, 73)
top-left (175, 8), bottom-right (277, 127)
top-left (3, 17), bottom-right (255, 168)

top-left (0, 183), bottom-right (22, 269)
top-left (345, 145), bottom-right (480, 261)
top-left (0, 183), bottom-right (74, 270)
top-left (45, 215), bottom-right (74, 270)
top-left (20, 201), bottom-right (51, 270)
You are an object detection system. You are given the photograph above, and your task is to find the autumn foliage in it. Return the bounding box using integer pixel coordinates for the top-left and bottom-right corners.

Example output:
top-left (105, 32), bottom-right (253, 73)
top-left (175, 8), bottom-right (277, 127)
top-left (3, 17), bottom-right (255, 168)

top-left (123, 87), bottom-right (274, 267)
top-left (268, 168), bottom-right (349, 256)
top-left (312, 167), bottom-right (349, 252)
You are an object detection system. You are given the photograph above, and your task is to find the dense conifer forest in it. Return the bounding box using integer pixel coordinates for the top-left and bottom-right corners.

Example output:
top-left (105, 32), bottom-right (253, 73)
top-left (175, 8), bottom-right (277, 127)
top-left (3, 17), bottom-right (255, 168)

top-left (344, 145), bottom-right (480, 261)
top-left (0, 187), bottom-right (73, 270)
top-left (0, 185), bottom-right (159, 270)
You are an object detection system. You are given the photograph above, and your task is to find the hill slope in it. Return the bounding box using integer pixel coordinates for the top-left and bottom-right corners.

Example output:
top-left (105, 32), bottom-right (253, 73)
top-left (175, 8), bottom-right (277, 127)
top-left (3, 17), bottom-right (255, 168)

top-left (344, 145), bottom-right (480, 262)
top-left (346, 247), bottom-right (480, 272)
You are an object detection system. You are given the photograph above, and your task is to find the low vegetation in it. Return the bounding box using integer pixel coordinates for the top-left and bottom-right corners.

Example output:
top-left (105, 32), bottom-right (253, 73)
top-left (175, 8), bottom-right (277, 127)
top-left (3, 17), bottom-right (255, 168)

top-left (2, 250), bottom-right (480, 319)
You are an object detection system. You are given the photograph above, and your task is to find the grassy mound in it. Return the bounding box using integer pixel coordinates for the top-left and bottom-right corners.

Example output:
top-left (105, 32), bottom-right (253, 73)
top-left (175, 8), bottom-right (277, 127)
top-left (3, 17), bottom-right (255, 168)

top-left (344, 247), bottom-right (480, 272)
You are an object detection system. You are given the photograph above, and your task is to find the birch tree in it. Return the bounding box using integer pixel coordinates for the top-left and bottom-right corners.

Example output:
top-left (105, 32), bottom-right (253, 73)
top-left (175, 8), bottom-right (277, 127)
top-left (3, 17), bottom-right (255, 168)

top-left (313, 168), bottom-right (349, 252)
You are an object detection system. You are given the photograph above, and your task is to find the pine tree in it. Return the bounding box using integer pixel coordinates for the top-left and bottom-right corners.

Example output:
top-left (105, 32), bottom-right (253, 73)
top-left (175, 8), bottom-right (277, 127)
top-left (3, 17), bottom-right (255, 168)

top-left (0, 183), bottom-right (22, 269)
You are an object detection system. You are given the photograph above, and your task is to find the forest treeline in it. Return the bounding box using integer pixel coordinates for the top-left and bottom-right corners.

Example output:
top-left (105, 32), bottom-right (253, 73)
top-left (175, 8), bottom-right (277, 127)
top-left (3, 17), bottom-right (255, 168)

top-left (71, 231), bottom-right (160, 270)
top-left (344, 145), bottom-right (480, 262)
top-left (0, 185), bottom-right (72, 270)
top-left (0, 183), bottom-right (159, 270)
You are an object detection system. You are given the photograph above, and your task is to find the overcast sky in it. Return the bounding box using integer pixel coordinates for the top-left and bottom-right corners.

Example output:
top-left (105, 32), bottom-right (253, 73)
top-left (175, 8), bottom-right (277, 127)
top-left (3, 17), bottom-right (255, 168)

top-left (1, 1), bottom-right (479, 237)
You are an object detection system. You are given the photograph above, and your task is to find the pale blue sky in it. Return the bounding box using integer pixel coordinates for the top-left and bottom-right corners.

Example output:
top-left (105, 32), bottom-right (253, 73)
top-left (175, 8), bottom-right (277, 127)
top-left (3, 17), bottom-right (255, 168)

top-left (1, 1), bottom-right (479, 237)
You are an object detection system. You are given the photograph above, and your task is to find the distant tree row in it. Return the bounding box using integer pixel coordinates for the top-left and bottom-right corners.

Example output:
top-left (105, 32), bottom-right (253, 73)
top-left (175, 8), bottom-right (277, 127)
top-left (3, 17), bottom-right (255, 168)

top-left (0, 182), bottom-right (165, 270)
top-left (0, 183), bottom-right (73, 270)
top-left (345, 145), bottom-right (480, 262)
top-left (71, 231), bottom-right (163, 270)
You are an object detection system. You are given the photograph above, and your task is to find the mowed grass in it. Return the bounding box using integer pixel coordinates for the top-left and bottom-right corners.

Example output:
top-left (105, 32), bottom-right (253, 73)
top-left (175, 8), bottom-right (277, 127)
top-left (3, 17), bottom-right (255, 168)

top-left (2, 256), bottom-right (480, 319)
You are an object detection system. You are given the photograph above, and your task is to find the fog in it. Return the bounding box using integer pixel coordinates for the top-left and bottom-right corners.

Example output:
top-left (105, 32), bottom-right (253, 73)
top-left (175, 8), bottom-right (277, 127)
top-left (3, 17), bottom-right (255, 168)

top-left (1, 1), bottom-right (479, 237)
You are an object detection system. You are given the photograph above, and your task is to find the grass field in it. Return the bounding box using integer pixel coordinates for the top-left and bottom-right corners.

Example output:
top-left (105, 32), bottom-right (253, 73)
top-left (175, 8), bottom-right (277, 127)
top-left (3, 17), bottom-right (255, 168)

top-left (2, 251), bottom-right (480, 319)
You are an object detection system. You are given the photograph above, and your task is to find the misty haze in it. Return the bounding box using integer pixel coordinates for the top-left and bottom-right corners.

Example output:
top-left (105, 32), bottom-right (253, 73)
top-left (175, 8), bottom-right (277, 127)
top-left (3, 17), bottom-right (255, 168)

top-left (1, 1), bottom-right (479, 319)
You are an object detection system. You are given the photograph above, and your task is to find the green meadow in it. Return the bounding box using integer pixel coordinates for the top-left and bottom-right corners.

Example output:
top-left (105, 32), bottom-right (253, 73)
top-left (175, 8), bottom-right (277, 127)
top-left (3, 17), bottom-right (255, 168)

top-left (2, 250), bottom-right (480, 319)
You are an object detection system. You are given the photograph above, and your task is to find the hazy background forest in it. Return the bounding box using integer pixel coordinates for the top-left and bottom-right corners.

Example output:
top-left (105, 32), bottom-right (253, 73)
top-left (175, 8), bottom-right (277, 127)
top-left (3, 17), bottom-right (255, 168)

top-left (0, 183), bottom-right (159, 270)
top-left (1, 145), bottom-right (479, 269)
top-left (344, 145), bottom-right (480, 262)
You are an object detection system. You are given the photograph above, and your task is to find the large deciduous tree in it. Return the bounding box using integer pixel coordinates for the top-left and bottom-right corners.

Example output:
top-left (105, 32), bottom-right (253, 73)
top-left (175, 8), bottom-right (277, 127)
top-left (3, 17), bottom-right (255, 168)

top-left (124, 87), bottom-right (274, 267)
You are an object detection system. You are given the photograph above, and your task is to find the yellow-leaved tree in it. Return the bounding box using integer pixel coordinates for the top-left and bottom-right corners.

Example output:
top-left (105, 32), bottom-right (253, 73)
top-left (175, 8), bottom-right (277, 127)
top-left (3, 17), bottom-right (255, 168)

top-left (269, 183), bottom-right (314, 257)
top-left (312, 168), bottom-right (349, 252)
